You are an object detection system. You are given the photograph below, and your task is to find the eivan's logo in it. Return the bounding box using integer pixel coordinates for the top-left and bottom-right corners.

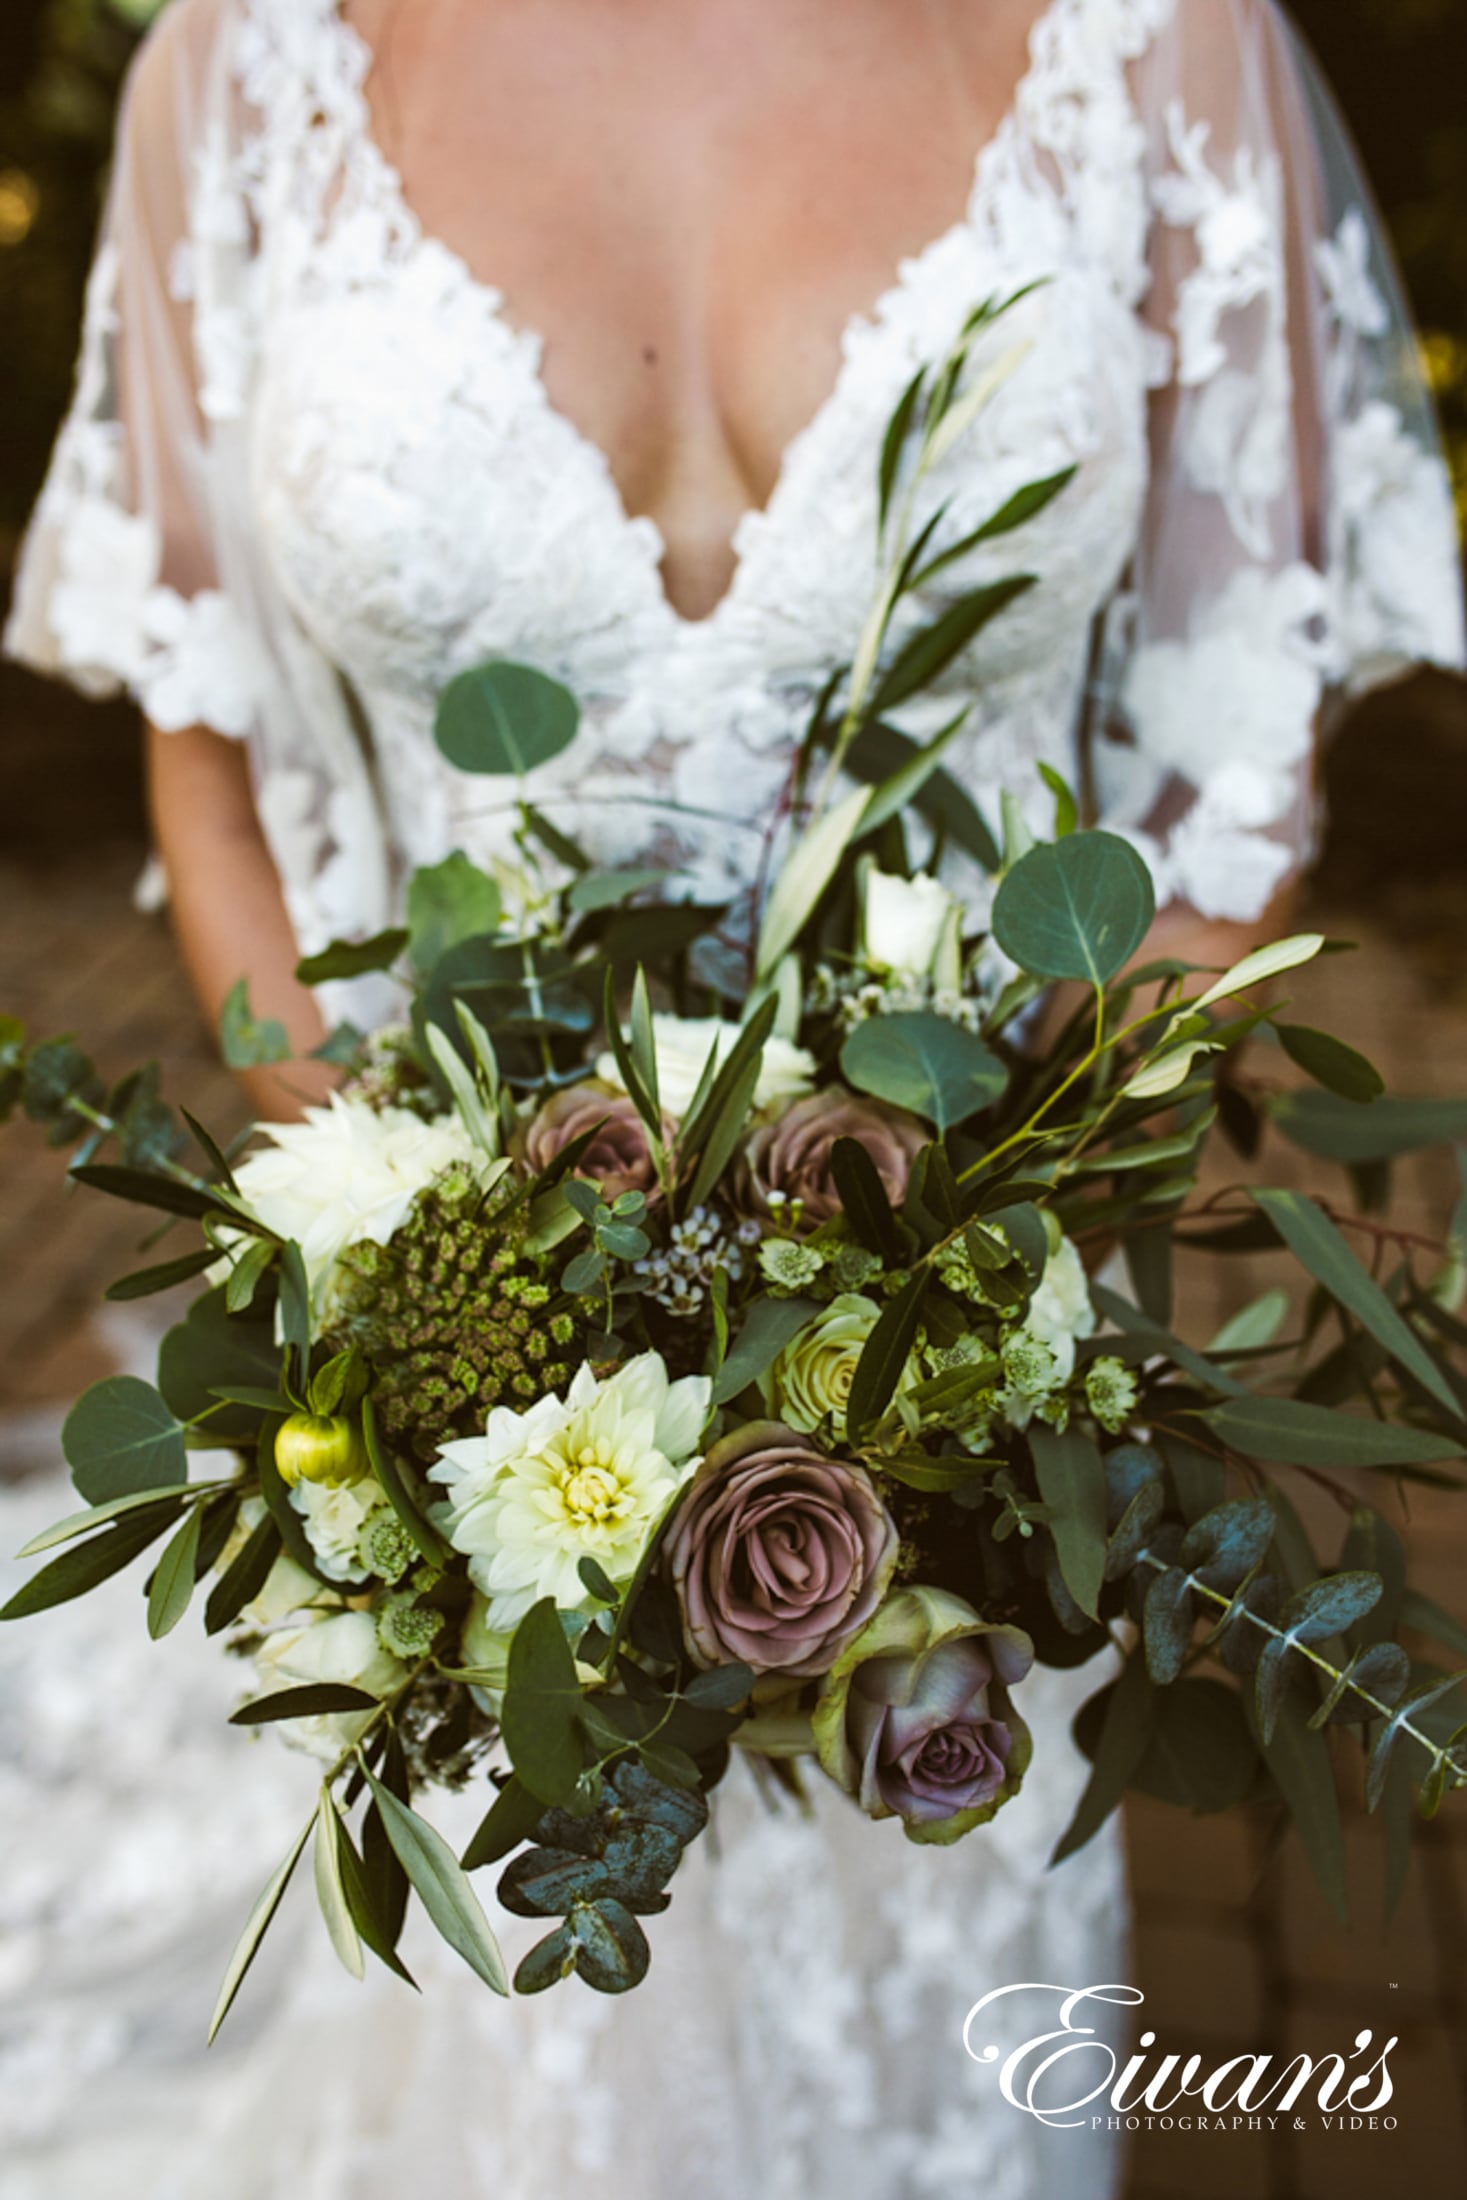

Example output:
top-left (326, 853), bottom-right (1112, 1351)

top-left (963, 1985), bottom-right (1399, 2131)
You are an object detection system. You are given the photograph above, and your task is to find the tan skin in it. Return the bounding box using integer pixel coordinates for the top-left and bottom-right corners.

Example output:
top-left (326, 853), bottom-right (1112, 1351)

top-left (148, 0), bottom-right (1292, 1120)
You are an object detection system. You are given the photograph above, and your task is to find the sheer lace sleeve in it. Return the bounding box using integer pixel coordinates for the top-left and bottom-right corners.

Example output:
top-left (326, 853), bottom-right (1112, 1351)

top-left (4, 0), bottom-right (268, 736)
top-left (1090, 0), bottom-right (1465, 923)
top-left (3, 0), bottom-right (394, 1004)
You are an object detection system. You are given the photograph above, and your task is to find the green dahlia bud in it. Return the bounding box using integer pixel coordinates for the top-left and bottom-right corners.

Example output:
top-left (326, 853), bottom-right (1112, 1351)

top-left (274, 1412), bottom-right (369, 1490)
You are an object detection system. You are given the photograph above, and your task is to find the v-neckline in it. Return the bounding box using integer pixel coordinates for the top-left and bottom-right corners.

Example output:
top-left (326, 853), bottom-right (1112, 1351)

top-left (324, 0), bottom-right (1070, 633)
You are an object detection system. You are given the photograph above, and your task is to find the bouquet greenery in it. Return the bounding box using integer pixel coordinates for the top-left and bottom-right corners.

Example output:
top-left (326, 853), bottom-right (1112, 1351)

top-left (5, 292), bottom-right (1467, 2035)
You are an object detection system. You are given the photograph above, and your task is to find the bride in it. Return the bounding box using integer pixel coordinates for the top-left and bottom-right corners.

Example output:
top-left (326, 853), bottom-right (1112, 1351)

top-left (3, 1), bottom-right (1462, 2195)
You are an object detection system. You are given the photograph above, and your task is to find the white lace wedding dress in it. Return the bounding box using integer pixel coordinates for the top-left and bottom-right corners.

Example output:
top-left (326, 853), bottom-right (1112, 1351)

top-left (3, 2), bottom-right (1462, 2196)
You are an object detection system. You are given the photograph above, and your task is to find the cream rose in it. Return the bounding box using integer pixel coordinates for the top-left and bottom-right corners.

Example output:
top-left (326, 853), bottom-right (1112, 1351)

top-left (862, 868), bottom-right (963, 982)
top-left (596, 1013), bottom-right (815, 1120)
top-left (251, 1610), bottom-right (407, 1759)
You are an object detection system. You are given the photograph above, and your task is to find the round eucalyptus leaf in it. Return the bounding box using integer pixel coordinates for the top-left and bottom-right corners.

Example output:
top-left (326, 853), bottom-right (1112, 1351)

top-left (62, 1375), bottom-right (188, 1504)
top-left (569, 1897), bottom-right (651, 1993)
top-left (434, 660), bottom-right (580, 778)
top-left (991, 831), bottom-right (1156, 986)
top-left (1133, 1678), bottom-right (1260, 1812)
top-left (840, 1011), bottom-right (1008, 1132)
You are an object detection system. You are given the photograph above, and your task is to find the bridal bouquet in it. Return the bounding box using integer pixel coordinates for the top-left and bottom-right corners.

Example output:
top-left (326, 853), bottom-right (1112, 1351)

top-left (5, 292), bottom-right (1467, 2031)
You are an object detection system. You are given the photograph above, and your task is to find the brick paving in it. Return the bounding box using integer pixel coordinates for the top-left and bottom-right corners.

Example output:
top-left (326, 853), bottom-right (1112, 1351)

top-left (2, 705), bottom-right (1466, 2195)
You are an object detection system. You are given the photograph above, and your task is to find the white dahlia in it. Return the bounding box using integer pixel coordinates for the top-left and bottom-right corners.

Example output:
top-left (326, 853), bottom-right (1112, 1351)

top-left (429, 1353), bottom-right (711, 1630)
top-left (227, 1093), bottom-right (481, 1292)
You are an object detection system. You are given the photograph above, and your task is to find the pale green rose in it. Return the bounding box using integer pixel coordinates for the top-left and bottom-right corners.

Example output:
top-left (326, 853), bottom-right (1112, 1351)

top-left (813, 1585), bottom-right (1034, 1846)
top-left (761, 1294), bottom-right (917, 1435)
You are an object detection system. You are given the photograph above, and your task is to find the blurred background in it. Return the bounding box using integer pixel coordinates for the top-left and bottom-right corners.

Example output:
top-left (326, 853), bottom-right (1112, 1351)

top-left (0, 4), bottom-right (1465, 2195)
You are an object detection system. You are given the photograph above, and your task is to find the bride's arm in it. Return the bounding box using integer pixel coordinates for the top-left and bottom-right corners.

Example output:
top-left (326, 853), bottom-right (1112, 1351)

top-left (146, 721), bottom-right (336, 1122)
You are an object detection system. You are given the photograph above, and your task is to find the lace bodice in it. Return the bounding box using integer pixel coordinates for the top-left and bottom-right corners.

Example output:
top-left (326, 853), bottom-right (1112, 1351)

top-left (7, 0), bottom-right (1463, 1024)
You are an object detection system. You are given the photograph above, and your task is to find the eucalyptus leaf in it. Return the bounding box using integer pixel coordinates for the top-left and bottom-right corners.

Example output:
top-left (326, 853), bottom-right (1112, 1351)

top-left (408, 854), bottom-right (503, 972)
top-left (205, 1512), bottom-right (282, 1635)
top-left (1052, 1654), bottom-right (1156, 1862)
top-left (843, 723), bottom-right (1000, 872)
top-left (1250, 1690), bottom-right (1347, 1920)
top-left (278, 1240), bottom-right (312, 1380)
top-left (1190, 934), bottom-right (1325, 1011)
top-left (434, 660), bottom-right (579, 778)
top-left (1089, 1284), bottom-right (1246, 1398)
top-left (501, 1597), bottom-right (588, 1806)
top-left (219, 979), bottom-right (291, 1069)
top-left (909, 467), bottom-right (1078, 586)
top-left (877, 365), bottom-right (926, 532)
top-left (1207, 1289), bottom-right (1290, 1355)
top-left (565, 1897), bottom-right (651, 1993)
top-left (1031, 1425), bottom-right (1108, 1621)
top-left (69, 1163), bottom-right (226, 1222)
top-left (224, 1238), bottom-right (276, 1315)
top-left (16, 1484), bottom-right (199, 1559)
top-left (158, 1289), bottom-right (284, 1445)
top-left (829, 1136), bottom-right (901, 1261)
top-left (229, 1684), bottom-right (381, 1725)
top-left (855, 705), bottom-right (973, 838)
top-left (841, 1012), bottom-right (1007, 1133)
top-left (991, 832), bottom-right (1155, 987)
top-left (1129, 1678), bottom-right (1260, 1813)
top-left (62, 1376), bottom-right (188, 1503)
top-left (1141, 1566), bottom-right (1196, 1685)
top-left (566, 867), bottom-right (672, 915)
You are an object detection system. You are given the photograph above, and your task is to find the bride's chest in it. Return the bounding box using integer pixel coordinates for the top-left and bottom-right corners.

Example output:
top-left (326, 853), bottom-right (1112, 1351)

top-left (248, 218), bottom-right (1155, 710)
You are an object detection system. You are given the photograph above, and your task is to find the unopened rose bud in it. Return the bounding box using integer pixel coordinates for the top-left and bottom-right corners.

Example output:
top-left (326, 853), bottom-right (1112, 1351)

top-left (275, 1412), bottom-right (368, 1489)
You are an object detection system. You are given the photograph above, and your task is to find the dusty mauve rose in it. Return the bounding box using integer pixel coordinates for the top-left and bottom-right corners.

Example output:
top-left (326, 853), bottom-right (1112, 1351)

top-left (521, 1083), bottom-right (662, 1201)
top-left (664, 1422), bottom-right (899, 1681)
top-left (740, 1087), bottom-right (927, 1231)
top-left (813, 1586), bottom-right (1034, 1845)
